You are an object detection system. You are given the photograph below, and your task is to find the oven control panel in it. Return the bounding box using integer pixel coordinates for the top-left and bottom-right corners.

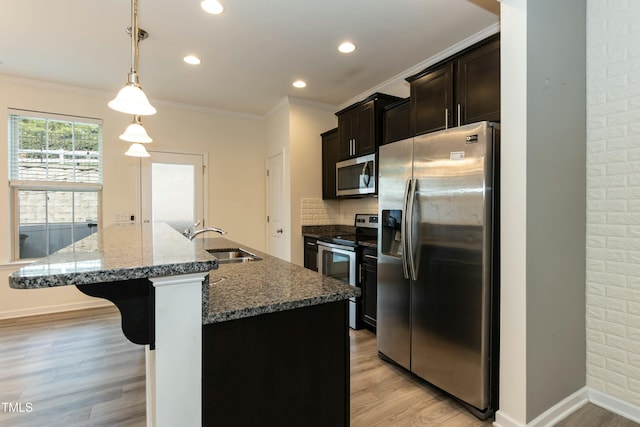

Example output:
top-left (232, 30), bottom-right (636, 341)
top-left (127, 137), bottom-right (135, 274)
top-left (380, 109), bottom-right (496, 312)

top-left (355, 214), bottom-right (378, 228)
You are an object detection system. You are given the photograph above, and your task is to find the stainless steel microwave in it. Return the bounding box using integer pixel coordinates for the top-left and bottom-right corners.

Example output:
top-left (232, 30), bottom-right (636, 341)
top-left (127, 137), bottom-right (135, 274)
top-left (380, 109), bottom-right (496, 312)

top-left (336, 153), bottom-right (376, 196)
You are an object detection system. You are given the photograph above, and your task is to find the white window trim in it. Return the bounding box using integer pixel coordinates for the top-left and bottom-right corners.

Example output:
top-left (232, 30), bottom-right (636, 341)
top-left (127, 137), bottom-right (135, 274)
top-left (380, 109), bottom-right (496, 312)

top-left (7, 108), bottom-right (102, 125)
top-left (9, 180), bottom-right (103, 191)
top-left (8, 109), bottom-right (103, 261)
top-left (10, 187), bottom-right (103, 261)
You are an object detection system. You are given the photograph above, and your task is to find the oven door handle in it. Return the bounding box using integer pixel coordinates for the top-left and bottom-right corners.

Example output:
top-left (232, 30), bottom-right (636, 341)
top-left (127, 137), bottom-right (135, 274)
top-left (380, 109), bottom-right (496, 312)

top-left (316, 241), bottom-right (355, 252)
top-left (317, 243), bottom-right (357, 285)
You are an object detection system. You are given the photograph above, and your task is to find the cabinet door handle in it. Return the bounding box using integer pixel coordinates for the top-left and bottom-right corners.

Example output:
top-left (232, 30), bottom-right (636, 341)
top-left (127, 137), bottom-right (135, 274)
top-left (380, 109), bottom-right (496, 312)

top-left (353, 138), bottom-right (356, 155)
top-left (306, 241), bottom-right (316, 247)
top-left (359, 264), bottom-right (363, 283)
top-left (276, 228), bottom-right (283, 234)
top-left (457, 103), bottom-right (461, 127)
top-left (364, 254), bottom-right (378, 260)
top-left (445, 108), bottom-right (449, 129)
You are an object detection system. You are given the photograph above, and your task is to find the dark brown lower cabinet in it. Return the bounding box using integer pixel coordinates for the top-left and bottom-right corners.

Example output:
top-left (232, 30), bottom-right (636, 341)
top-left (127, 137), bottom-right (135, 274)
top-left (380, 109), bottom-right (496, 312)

top-left (360, 247), bottom-right (378, 330)
top-left (304, 236), bottom-right (319, 271)
top-left (202, 301), bottom-right (349, 427)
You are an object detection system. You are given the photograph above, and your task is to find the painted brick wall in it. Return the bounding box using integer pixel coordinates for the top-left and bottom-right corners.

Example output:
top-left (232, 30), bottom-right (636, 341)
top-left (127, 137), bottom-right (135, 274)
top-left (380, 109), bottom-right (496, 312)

top-left (586, 0), bottom-right (640, 406)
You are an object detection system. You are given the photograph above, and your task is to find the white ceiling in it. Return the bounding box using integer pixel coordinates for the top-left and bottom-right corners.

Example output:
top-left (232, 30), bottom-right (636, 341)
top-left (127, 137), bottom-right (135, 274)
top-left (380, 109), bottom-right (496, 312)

top-left (0, 0), bottom-right (499, 116)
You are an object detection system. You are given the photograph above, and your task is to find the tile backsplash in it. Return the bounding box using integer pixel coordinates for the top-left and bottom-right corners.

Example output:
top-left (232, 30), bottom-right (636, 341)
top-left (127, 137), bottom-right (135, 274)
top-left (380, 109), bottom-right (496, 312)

top-left (301, 197), bottom-right (378, 226)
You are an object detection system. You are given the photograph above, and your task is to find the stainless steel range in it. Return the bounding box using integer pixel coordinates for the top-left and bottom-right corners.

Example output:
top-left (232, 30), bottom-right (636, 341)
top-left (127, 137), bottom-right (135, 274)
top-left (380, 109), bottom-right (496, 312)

top-left (317, 214), bottom-right (378, 329)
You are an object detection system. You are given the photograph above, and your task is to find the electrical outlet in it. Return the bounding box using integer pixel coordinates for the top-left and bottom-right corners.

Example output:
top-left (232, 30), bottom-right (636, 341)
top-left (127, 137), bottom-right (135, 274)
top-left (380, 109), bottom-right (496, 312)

top-left (114, 212), bottom-right (133, 223)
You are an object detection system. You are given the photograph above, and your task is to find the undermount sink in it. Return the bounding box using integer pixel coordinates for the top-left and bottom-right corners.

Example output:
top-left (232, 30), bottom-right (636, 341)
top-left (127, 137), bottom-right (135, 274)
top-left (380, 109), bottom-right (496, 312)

top-left (207, 248), bottom-right (262, 264)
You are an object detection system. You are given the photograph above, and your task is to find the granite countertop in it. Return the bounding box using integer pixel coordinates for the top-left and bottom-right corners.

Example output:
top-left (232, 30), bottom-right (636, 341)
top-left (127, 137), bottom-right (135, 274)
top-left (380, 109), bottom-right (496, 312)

top-left (9, 223), bottom-right (359, 325)
top-left (194, 237), bottom-right (360, 324)
top-left (9, 222), bottom-right (218, 289)
top-left (302, 224), bottom-right (378, 248)
top-left (301, 224), bottom-right (355, 239)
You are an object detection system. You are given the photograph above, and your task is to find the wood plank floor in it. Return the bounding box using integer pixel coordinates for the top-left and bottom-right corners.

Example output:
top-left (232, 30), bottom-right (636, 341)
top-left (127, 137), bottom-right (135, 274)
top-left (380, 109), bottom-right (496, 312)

top-left (0, 307), bottom-right (637, 426)
top-left (0, 307), bottom-right (146, 427)
top-left (556, 403), bottom-right (640, 427)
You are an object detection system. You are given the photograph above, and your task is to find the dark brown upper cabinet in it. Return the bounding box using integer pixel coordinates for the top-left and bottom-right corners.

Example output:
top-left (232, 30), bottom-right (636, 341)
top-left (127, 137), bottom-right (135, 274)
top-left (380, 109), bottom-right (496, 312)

top-left (410, 64), bottom-right (455, 135)
top-left (382, 98), bottom-right (411, 145)
top-left (321, 128), bottom-right (339, 200)
top-left (336, 93), bottom-right (401, 161)
top-left (455, 36), bottom-right (501, 125)
top-left (407, 34), bottom-right (500, 136)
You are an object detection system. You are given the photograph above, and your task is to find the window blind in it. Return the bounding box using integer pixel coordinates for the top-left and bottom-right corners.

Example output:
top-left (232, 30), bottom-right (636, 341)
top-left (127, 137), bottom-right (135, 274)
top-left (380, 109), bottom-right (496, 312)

top-left (8, 109), bottom-right (103, 184)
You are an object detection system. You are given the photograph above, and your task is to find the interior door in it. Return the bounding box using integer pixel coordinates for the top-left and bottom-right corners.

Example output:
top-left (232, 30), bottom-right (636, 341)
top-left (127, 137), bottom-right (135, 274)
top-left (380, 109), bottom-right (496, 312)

top-left (141, 151), bottom-right (206, 233)
top-left (267, 151), bottom-right (286, 260)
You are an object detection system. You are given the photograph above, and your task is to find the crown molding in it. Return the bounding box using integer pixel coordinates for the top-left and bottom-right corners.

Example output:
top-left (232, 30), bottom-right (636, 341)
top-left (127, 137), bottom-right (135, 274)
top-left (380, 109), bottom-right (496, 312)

top-left (286, 96), bottom-right (337, 113)
top-left (264, 96), bottom-right (338, 120)
top-left (0, 74), bottom-right (264, 121)
top-left (0, 74), bottom-right (109, 99)
top-left (337, 22), bottom-right (501, 111)
top-left (1, 22), bottom-right (499, 123)
top-left (264, 97), bottom-right (291, 120)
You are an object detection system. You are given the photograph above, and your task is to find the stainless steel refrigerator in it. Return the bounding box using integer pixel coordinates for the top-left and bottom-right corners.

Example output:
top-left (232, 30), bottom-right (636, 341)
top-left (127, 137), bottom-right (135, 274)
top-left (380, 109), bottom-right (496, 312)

top-left (377, 121), bottom-right (499, 418)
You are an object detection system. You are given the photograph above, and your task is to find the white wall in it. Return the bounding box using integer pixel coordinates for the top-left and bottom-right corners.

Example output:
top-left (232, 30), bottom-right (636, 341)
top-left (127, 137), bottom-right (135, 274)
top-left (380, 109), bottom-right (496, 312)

top-left (289, 102), bottom-right (336, 266)
top-left (142, 103), bottom-right (267, 250)
top-left (586, 0), bottom-right (640, 408)
top-left (496, 2), bottom-right (528, 423)
top-left (497, 0), bottom-right (587, 424)
top-left (0, 76), bottom-right (266, 319)
top-left (265, 100), bottom-right (291, 261)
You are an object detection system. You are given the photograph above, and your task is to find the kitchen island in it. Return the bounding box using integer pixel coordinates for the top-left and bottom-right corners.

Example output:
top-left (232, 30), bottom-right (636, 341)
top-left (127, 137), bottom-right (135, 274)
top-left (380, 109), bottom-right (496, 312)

top-left (9, 223), bottom-right (358, 427)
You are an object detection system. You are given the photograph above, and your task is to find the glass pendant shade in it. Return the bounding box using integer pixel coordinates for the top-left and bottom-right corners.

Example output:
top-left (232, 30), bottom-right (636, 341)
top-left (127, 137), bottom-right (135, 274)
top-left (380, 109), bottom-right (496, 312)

top-left (125, 142), bottom-right (151, 157)
top-left (120, 118), bottom-right (152, 143)
top-left (108, 83), bottom-right (157, 116)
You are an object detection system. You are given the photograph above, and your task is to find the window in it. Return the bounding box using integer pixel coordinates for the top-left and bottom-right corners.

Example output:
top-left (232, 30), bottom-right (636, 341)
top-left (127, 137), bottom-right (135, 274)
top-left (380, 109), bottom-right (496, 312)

top-left (8, 109), bottom-right (103, 260)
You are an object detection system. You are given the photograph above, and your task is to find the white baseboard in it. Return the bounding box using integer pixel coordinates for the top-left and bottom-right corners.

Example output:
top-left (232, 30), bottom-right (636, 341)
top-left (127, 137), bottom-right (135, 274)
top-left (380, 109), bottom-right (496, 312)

top-left (494, 387), bottom-right (640, 427)
top-left (494, 387), bottom-right (589, 427)
top-left (589, 388), bottom-right (640, 424)
top-left (527, 387), bottom-right (589, 427)
top-left (0, 299), bottom-right (112, 320)
top-left (494, 410), bottom-right (525, 427)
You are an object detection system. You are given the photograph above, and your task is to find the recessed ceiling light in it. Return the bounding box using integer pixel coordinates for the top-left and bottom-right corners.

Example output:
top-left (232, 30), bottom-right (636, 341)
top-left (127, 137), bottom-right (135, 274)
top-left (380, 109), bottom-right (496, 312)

top-left (293, 80), bottom-right (307, 88)
top-left (338, 42), bottom-right (356, 53)
top-left (201, 0), bottom-right (224, 14)
top-left (184, 55), bottom-right (201, 65)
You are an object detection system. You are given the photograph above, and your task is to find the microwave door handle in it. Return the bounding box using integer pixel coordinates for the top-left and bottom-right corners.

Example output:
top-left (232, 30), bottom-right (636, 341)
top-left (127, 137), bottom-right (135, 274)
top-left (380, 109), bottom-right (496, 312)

top-left (401, 179), bottom-right (411, 279)
top-left (362, 161), bottom-right (372, 187)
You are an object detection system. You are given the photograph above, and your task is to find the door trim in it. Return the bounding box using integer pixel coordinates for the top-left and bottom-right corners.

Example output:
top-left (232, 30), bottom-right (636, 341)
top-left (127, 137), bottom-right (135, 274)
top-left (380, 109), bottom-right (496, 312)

top-left (265, 149), bottom-right (287, 259)
top-left (141, 149), bottom-right (208, 228)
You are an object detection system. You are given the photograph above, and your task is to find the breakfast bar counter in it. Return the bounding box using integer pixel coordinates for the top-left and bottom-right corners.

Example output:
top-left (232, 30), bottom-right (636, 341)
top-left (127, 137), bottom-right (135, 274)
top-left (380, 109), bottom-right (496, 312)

top-left (9, 223), bottom-right (357, 427)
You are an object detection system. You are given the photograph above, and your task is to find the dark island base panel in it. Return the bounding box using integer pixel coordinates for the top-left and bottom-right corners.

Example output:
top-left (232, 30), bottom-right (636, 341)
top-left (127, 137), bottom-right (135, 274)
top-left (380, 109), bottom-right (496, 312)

top-left (76, 279), bottom-right (155, 348)
top-left (202, 300), bottom-right (349, 427)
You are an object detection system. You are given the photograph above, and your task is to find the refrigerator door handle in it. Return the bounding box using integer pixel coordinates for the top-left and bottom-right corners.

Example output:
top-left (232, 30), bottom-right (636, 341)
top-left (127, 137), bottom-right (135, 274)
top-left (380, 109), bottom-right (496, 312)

top-left (407, 178), bottom-right (418, 281)
top-left (401, 179), bottom-right (411, 279)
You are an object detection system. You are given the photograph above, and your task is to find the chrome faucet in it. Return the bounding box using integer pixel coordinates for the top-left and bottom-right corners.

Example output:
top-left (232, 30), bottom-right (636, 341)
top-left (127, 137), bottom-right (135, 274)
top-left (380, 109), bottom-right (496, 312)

top-left (182, 221), bottom-right (200, 238)
top-left (187, 226), bottom-right (227, 240)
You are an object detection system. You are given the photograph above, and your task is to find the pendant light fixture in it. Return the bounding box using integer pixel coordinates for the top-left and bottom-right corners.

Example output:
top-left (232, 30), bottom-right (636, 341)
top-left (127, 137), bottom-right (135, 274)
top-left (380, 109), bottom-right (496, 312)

top-left (122, 115), bottom-right (152, 157)
top-left (108, 0), bottom-right (157, 116)
top-left (120, 115), bottom-right (152, 143)
top-left (124, 143), bottom-right (151, 157)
